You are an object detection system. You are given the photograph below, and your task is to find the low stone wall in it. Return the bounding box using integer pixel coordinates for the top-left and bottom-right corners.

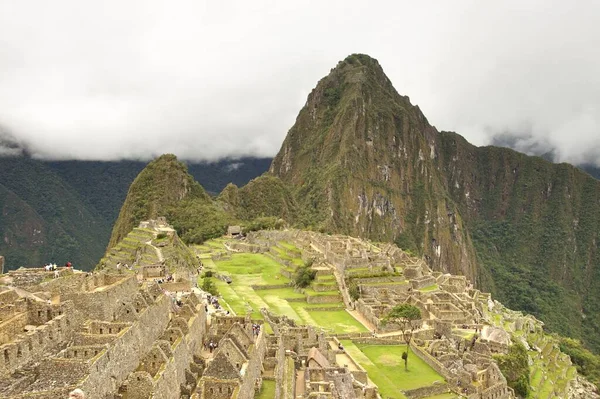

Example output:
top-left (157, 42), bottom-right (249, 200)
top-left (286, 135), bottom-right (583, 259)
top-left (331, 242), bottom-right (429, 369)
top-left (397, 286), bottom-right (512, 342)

top-left (251, 283), bottom-right (291, 290)
top-left (409, 342), bottom-right (454, 382)
top-left (306, 294), bottom-right (342, 304)
top-left (403, 382), bottom-right (449, 399)
top-left (305, 306), bottom-right (344, 312)
top-left (352, 337), bottom-right (404, 345)
top-left (160, 282), bottom-right (191, 292)
top-left (227, 242), bottom-right (269, 253)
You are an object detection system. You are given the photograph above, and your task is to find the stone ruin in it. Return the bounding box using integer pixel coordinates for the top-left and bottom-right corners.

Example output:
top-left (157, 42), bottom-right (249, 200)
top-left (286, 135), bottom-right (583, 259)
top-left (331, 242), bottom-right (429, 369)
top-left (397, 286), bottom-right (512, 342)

top-left (259, 311), bottom-right (379, 399)
top-left (245, 229), bottom-right (520, 399)
top-left (0, 267), bottom-right (210, 398)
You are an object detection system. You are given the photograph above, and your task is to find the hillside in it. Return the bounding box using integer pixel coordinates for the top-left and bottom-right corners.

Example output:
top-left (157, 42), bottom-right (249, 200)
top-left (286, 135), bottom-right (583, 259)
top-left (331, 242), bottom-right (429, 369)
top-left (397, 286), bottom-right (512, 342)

top-left (0, 156), bottom-right (111, 270)
top-left (0, 156), bottom-right (270, 271)
top-left (268, 54), bottom-right (600, 352)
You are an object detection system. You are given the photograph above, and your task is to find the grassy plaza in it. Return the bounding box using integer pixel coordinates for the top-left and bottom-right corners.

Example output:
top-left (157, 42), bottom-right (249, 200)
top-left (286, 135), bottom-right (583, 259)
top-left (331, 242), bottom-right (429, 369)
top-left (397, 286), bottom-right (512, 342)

top-left (197, 240), bottom-right (367, 334)
top-left (341, 340), bottom-right (446, 399)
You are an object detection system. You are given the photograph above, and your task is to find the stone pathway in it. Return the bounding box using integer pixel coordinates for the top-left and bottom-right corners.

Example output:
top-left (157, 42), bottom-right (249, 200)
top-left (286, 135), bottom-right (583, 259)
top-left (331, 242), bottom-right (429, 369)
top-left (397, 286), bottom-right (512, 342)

top-left (145, 239), bottom-right (164, 262)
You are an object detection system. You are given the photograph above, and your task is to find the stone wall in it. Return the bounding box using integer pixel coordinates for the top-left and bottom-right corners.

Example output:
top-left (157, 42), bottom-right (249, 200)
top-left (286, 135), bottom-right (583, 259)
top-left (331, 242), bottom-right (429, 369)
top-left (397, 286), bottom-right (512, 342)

top-left (237, 328), bottom-right (267, 399)
top-left (78, 294), bottom-right (171, 398)
top-left (274, 337), bottom-right (285, 399)
top-left (409, 342), bottom-right (454, 382)
top-left (403, 382), bottom-right (449, 399)
top-left (148, 302), bottom-right (206, 398)
top-left (0, 301), bottom-right (78, 378)
top-left (63, 275), bottom-right (140, 321)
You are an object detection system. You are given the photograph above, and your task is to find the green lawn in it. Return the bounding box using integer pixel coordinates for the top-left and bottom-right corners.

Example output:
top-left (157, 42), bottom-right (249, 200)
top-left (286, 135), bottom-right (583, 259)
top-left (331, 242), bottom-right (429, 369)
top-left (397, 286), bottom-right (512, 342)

top-left (342, 341), bottom-right (445, 399)
top-left (255, 379), bottom-right (275, 399)
top-left (203, 252), bottom-right (367, 334)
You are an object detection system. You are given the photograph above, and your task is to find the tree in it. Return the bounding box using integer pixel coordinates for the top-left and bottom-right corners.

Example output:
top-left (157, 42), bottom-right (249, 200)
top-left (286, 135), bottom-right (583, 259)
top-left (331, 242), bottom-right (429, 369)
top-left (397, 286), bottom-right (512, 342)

top-left (383, 304), bottom-right (422, 370)
top-left (201, 277), bottom-right (219, 296)
top-left (294, 265), bottom-right (316, 288)
top-left (493, 341), bottom-right (530, 398)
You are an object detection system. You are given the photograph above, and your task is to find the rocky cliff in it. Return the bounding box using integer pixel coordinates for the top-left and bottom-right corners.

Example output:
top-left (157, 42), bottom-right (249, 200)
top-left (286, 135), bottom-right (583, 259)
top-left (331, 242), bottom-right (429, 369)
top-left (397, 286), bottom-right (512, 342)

top-left (269, 54), bottom-right (478, 281)
top-left (269, 54), bottom-right (600, 352)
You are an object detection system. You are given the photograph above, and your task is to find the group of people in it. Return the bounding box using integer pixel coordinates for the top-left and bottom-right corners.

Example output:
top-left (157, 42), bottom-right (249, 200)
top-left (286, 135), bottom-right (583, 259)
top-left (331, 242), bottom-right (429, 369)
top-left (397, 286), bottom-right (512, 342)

top-left (44, 262), bottom-right (73, 278)
top-left (207, 294), bottom-right (221, 310)
top-left (155, 274), bottom-right (174, 284)
top-left (251, 323), bottom-right (261, 337)
top-left (204, 340), bottom-right (218, 353)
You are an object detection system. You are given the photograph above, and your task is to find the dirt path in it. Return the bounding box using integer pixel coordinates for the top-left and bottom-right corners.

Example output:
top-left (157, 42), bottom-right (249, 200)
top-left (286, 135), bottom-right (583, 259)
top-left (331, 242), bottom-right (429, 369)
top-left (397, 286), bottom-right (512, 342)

top-left (346, 309), bottom-right (376, 331)
top-left (146, 240), bottom-right (164, 262)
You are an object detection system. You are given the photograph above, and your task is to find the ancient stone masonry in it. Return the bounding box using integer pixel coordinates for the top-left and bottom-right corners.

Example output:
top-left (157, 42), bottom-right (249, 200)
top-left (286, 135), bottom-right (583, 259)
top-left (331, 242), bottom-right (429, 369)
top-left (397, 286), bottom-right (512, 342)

top-left (194, 315), bottom-right (267, 399)
top-left (244, 230), bottom-right (537, 398)
top-left (96, 218), bottom-right (199, 275)
top-left (0, 266), bottom-right (208, 399)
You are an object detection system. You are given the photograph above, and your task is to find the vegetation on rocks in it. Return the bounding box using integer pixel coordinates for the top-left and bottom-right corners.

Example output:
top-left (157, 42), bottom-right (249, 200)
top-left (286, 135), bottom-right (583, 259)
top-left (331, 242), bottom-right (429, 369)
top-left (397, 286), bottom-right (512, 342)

top-left (294, 264), bottom-right (317, 288)
top-left (493, 342), bottom-right (530, 398)
top-left (558, 337), bottom-right (600, 389)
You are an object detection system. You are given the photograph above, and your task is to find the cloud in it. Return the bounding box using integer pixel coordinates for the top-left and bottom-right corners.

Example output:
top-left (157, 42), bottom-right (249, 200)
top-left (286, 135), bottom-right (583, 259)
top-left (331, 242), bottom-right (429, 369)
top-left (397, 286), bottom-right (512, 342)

top-left (0, 1), bottom-right (599, 164)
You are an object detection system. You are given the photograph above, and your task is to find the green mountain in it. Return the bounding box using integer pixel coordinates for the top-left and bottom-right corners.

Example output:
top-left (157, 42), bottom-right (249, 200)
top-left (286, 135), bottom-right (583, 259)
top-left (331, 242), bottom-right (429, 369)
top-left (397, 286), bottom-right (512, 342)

top-left (270, 53), bottom-right (478, 279)
top-left (0, 156), bottom-right (270, 271)
top-left (0, 156), bottom-right (111, 269)
top-left (93, 54), bottom-right (600, 352)
top-left (267, 54), bottom-right (600, 352)
top-left (107, 154), bottom-right (213, 247)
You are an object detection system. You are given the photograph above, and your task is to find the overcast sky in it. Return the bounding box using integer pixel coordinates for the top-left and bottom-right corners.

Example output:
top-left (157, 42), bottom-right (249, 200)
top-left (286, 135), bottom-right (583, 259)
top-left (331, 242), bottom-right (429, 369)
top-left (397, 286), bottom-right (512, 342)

top-left (0, 1), bottom-right (599, 164)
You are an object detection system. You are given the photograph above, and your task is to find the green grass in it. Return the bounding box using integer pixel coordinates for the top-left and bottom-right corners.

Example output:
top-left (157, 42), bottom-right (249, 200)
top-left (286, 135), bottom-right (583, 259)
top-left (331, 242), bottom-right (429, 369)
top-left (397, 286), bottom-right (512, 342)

top-left (418, 284), bottom-right (439, 292)
top-left (214, 253), bottom-right (290, 285)
top-left (307, 310), bottom-right (366, 334)
top-left (346, 342), bottom-right (445, 399)
top-left (278, 241), bottom-right (301, 253)
top-left (256, 379), bottom-right (275, 399)
top-left (198, 250), bottom-right (367, 334)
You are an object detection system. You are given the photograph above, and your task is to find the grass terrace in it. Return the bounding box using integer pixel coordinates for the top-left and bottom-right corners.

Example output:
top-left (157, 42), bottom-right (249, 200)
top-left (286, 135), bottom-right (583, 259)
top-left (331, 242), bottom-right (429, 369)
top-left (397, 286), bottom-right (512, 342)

top-left (341, 340), bottom-right (446, 399)
top-left (256, 380), bottom-right (275, 399)
top-left (199, 239), bottom-right (368, 334)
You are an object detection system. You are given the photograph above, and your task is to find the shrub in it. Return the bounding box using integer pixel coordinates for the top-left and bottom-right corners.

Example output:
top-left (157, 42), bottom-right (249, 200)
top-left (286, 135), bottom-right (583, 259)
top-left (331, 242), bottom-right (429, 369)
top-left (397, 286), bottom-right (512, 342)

top-left (203, 270), bottom-right (213, 278)
top-left (156, 232), bottom-right (167, 239)
top-left (201, 277), bottom-right (219, 296)
top-left (493, 341), bottom-right (530, 398)
top-left (294, 265), bottom-right (316, 288)
top-left (349, 284), bottom-right (360, 301)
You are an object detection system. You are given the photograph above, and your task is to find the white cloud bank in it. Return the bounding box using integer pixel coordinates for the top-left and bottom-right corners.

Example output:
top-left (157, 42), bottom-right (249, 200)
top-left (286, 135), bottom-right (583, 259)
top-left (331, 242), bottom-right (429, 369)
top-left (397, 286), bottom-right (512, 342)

top-left (0, 1), bottom-right (599, 163)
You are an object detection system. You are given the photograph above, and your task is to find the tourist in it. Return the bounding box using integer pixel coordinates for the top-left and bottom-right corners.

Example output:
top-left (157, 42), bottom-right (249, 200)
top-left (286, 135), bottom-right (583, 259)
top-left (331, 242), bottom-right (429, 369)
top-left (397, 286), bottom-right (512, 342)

top-left (68, 389), bottom-right (85, 399)
top-left (54, 270), bottom-right (59, 279)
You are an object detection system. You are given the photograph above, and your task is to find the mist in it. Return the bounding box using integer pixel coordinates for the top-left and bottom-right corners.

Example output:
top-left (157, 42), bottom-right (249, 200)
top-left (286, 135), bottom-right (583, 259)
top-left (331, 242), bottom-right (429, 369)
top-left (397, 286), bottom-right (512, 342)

top-left (0, 1), bottom-right (599, 164)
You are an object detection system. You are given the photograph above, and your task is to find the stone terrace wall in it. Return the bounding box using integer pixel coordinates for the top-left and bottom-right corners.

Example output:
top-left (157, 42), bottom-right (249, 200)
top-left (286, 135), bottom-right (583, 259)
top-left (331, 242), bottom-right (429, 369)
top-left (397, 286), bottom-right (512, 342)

top-left (78, 294), bottom-right (171, 399)
top-left (238, 328), bottom-right (267, 399)
top-left (64, 275), bottom-right (139, 321)
top-left (0, 301), bottom-right (78, 378)
top-left (150, 302), bottom-right (206, 398)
